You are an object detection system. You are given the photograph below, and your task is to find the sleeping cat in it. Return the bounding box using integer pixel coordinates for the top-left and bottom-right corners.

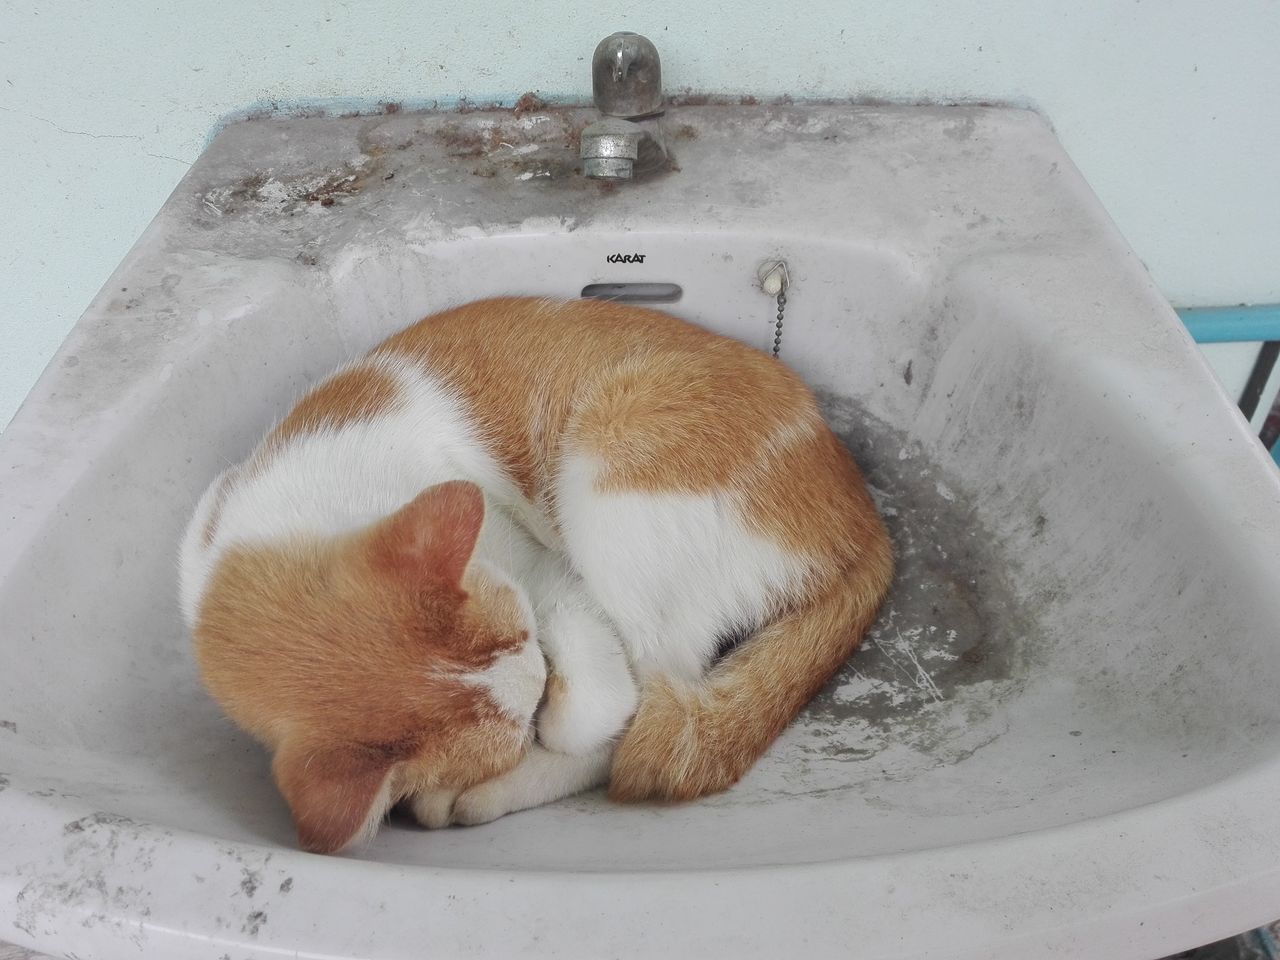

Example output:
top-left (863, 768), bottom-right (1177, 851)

top-left (180, 296), bottom-right (892, 853)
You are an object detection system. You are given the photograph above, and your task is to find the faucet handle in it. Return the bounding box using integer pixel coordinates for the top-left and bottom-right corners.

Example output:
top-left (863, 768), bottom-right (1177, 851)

top-left (592, 32), bottom-right (663, 119)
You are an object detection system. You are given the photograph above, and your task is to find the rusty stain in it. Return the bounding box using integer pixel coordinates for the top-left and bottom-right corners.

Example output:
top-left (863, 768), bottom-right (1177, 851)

top-left (668, 92), bottom-right (714, 106)
top-left (435, 123), bottom-right (501, 157)
top-left (513, 92), bottom-right (546, 117)
top-left (559, 113), bottom-right (585, 152)
top-left (305, 171), bottom-right (365, 204)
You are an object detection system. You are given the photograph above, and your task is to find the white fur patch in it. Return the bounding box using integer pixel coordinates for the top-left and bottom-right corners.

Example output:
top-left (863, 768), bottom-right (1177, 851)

top-left (450, 743), bottom-right (612, 826)
top-left (349, 774), bottom-right (397, 851)
top-left (465, 561), bottom-right (547, 723)
top-left (534, 596), bottom-right (637, 754)
top-left (554, 453), bottom-right (810, 681)
top-left (179, 353), bottom-right (542, 623)
top-left (458, 560), bottom-right (542, 727)
top-left (470, 642), bottom-right (547, 724)
top-left (178, 465), bottom-right (238, 626)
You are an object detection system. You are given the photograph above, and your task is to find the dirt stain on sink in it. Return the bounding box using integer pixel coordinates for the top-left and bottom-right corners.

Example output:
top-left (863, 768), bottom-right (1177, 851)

top-left (433, 110), bottom-right (606, 184)
top-left (782, 392), bottom-right (1042, 778)
top-left (200, 155), bottom-right (383, 217)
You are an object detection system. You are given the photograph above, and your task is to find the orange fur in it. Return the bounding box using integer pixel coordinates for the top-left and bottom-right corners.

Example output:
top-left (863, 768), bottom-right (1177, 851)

top-left (195, 297), bottom-right (892, 837)
top-left (375, 297), bottom-right (814, 504)
top-left (194, 482), bottom-right (531, 853)
top-left (243, 362), bottom-right (404, 484)
top-left (376, 297), bottom-right (893, 802)
top-left (608, 548), bottom-right (893, 800)
top-left (270, 363), bottom-right (402, 446)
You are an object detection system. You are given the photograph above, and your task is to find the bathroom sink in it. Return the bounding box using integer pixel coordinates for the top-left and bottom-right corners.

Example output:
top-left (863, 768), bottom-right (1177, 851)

top-left (2, 103), bottom-right (1279, 959)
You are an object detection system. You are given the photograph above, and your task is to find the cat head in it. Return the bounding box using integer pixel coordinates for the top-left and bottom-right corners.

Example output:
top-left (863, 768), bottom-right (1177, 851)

top-left (192, 480), bottom-right (545, 854)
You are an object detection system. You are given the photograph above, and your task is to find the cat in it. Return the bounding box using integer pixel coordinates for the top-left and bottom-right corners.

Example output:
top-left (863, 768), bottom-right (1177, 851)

top-left (180, 296), bottom-right (893, 853)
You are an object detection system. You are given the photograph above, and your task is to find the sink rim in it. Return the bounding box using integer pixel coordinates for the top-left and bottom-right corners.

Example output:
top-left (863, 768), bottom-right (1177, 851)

top-left (3, 102), bottom-right (1280, 958)
top-left (3, 763), bottom-right (1280, 959)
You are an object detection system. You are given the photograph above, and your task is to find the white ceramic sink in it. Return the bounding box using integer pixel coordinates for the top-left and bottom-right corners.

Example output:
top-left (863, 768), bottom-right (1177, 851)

top-left (2, 103), bottom-right (1279, 959)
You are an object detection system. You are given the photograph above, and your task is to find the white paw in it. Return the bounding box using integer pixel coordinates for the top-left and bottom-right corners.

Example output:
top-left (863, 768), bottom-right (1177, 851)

top-left (451, 780), bottom-right (517, 827)
top-left (449, 744), bottom-right (613, 825)
top-left (536, 676), bottom-right (634, 755)
top-left (409, 788), bottom-right (459, 829)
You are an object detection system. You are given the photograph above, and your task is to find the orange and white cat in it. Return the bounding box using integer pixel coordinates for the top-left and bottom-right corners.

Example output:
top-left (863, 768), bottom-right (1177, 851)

top-left (180, 297), bottom-right (892, 853)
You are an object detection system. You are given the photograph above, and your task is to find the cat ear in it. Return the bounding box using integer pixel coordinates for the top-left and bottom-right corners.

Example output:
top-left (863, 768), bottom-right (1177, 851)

top-left (272, 740), bottom-right (394, 854)
top-left (371, 480), bottom-right (485, 587)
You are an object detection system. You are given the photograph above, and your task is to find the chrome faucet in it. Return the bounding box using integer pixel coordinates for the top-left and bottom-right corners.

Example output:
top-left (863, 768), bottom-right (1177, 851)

top-left (580, 32), bottom-right (668, 181)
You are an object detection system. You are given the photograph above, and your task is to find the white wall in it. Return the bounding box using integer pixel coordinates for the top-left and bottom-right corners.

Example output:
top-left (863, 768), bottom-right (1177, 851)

top-left (2, 0), bottom-right (1278, 426)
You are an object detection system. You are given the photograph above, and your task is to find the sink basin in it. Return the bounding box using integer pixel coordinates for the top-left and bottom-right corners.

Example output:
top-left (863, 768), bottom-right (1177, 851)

top-left (2, 103), bottom-right (1279, 959)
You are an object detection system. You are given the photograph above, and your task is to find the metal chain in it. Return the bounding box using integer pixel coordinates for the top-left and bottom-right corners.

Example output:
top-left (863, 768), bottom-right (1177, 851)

top-left (772, 290), bottom-right (786, 358)
top-left (757, 258), bottom-right (790, 358)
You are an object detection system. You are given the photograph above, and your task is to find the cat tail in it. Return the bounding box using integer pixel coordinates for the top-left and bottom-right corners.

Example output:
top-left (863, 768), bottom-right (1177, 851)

top-left (608, 536), bottom-right (893, 802)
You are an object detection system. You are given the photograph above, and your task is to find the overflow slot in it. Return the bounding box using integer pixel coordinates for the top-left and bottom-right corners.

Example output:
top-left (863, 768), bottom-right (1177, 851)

top-left (581, 282), bottom-right (683, 303)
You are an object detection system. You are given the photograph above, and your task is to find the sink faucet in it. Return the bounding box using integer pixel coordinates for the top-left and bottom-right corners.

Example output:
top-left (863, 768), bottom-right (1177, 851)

top-left (580, 32), bottom-right (668, 181)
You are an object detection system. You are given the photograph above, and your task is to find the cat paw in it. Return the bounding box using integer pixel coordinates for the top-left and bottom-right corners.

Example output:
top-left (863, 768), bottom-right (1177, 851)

top-left (608, 679), bottom-right (747, 802)
top-left (536, 673), bottom-right (635, 756)
top-left (409, 787), bottom-right (459, 829)
top-left (450, 744), bottom-right (612, 825)
top-left (450, 779), bottom-right (517, 826)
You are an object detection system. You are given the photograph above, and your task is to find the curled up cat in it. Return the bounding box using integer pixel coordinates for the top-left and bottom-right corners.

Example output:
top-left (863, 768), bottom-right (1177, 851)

top-left (180, 297), bottom-right (893, 853)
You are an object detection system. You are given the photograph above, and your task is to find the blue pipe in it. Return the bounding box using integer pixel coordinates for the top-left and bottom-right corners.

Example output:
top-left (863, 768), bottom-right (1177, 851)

top-left (1177, 304), bottom-right (1280, 464)
top-left (1177, 304), bottom-right (1280, 344)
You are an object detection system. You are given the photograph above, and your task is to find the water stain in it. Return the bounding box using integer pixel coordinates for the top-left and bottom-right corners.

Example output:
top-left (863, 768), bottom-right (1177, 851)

top-left (239, 866), bottom-right (260, 898)
top-left (242, 910), bottom-right (268, 936)
top-left (794, 393), bottom-right (1041, 768)
top-left (63, 812), bottom-right (138, 835)
top-left (944, 115), bottom-right (977, 141)
top-left (15, 813), bottom-right (163, 947)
